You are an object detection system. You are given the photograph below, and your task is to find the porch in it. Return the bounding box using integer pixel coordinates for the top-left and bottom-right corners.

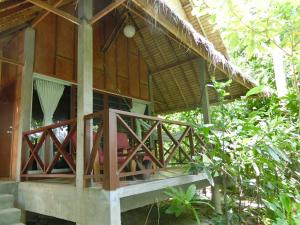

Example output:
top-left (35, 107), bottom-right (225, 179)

top-left (20, 108), bottom-right (210, 190)
top-left (0, 0), bottom-right (256, 224)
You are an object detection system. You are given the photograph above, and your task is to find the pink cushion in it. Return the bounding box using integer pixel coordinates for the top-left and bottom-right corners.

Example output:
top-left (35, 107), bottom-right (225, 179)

top-left (117, 132), bottom-right (130, 149)
top-left (71, 131), bottom-right (130, 165)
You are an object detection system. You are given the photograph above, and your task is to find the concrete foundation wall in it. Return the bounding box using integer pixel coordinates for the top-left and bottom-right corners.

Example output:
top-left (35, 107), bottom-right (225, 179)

top-left (18, 182), bottom-right (77, 222)
top-left (16, 174), bottom-right (219, 225)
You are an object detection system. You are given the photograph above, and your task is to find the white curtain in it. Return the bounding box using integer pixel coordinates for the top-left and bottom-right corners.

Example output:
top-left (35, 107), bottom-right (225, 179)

top-left (35, 79), bottom-right (65, 125)
top-left (35, 79), bottom-right (65, 161)
top-left (130, 101), bottom-right (147, 139)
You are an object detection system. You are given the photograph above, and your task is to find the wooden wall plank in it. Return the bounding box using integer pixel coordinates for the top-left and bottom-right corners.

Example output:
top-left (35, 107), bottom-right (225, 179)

top-left (129, 53), bottom-right (140, 98)
top-left (94, 68), bottom-right (105, 90)
top-left (117, 76), bottom-right (129, 95)
top-left (55, 56), bottom-right (74, 81)
top-left (34, 14), bottom-right (56, 76)
top-left (6, 12), bottom-right (150, 101)
top-left (116, 34), bottom-right (128, 78)
top-left (56, 16), bottom-right (75, 59)
top-left (140, 57), bottom-right (148, 84)
top-left (105, 42), bottom-right (117, 91)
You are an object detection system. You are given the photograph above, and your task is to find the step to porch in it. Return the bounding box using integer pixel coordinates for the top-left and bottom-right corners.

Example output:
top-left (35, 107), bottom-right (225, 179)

top-left (0, 183), bottom-right (24, 225)
top-left (0, 194), bottom-right (14, 210)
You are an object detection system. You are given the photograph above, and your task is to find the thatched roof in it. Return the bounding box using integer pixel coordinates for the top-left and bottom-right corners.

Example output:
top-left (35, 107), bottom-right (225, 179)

top-left (126, 0), bottom-right (259, 113)
top-left (178, 0), bottom-right (228, 57)
top-left (0, 0), bottom-right (260, 114)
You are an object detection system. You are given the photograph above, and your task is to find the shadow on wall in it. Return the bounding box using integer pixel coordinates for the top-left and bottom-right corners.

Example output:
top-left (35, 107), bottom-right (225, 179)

top-left (27, 206), bottom-right (208, 225)
top-left (27, 212), bottom-right (74, 225)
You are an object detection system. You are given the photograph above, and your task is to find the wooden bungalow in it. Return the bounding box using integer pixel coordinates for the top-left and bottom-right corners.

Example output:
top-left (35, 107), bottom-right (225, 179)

top-left (0, 0), bottom-right (257, 225)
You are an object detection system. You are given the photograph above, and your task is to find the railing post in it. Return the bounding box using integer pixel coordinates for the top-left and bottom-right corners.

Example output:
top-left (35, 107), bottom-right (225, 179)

top-left (189, 127), bottom-right (195, 157)
top-left (157, 122), bottom-right (165, 167)
top-left (103, 109), bottom-right (119, 190)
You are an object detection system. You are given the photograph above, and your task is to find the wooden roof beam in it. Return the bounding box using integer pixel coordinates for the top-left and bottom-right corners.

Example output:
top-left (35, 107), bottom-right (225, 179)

top-left (150, 56), bottom-right (199, 76)
top-left (164, 37), bottom-right (199, 106)
top-left (0, 56), bottom-right (23, 67)
top-left (31, 0), bottom-right (73, 28)
top-left (151, 34), bottom-right (189, 108)
top-left (0, 0), bottom-right (28, 13)
top-left (127, 13), bottom-right (171, 109)
top-left (26, 0), bottom-right (80, 25)
top-left (0, 23), bottom-right (29, 40)
top-left (101, 11), bottom-right (128, 53)
top-left (89, 0), bottom-right (125, 25)
top-left (130, 0), bottom-right (255, 90)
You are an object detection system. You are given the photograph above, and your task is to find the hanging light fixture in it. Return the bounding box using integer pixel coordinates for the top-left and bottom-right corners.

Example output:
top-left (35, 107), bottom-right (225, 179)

top-left (123, 24), bottom-right (136, 38)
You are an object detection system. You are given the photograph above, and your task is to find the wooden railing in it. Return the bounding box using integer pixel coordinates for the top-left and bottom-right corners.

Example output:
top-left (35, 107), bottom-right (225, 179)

top-left (20, 109), bottom-right (208, 187)
top-left (84, 109), bottom-right (208, 190)
top-left (21, 119), bottom-right (77, 179)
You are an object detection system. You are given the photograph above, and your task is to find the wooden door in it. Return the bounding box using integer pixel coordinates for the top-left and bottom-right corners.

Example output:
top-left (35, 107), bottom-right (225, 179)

top-left (0, 81), bottom-right (16, 177)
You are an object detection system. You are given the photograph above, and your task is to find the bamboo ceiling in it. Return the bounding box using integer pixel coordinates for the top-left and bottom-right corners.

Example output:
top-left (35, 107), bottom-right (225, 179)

top-left (0, 0), bottom-right (257, 114)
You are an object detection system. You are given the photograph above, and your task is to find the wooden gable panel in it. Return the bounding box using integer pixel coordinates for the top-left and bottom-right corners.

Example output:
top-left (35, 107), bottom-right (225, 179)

top-left (117, 76), bottom-right (129, 96)
top-left (2, 38), bottom-right (18, 85)
top-left (116, 34), bottom-right (128, 78)
top-left (34, 14), bottom-right (56, 76)
top-left (139, 57), bottom-right (148, 85)
top-left (105, 42), bottom-right (117, 91)
top-left (55, 56), bottom-right (74, 82)
top-left (140, 84), bottom-right (149, 100)
top-left (128, 53), bottom-right (140, 98)
top-left (93, 21), bottom-right (104, 70)
top-left (56, 16), bottom-right (75, 60)
top-left (93, 68), bottom-right (105, 90)
top-left (128, 38), bottom-right (138, 56)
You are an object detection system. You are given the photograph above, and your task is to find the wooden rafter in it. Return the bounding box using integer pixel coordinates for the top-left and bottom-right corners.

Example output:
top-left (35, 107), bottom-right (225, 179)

top-left (31, 0), bottom-right (70, 28)
top-left (130, 0), bottom-right (255, 89)
top-left (151, 33), bottom-right (189, 108)
top-left (0, 56), bottom-right (23, 67)
top-left (127, 13), bottom-right (170, 109)
top-left (0, 5), bottom-right (39, 24)
top-left (0, 23), bottom-right (29, 40)
top-left (102, 11), bottom-right (128, 53)
top-left (0, 0), bottom-right (28, 13)
top-left (150, 56), bottom-right (199, 75)
top-left (164, 36), bottom-right (199, 105)
top-left (26, 0), bottom-right (80, 25)
top-left (89, 0), bottom-right (126, 25)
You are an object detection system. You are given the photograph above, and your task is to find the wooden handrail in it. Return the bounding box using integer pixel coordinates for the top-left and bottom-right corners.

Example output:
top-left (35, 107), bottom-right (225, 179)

top-left (23, 118), bottom-right (76, 135)
top-left (86, 109), bottom-right (197, 127)
top-left (82, 108), bottom-right (208, 190)
top-left (21, 119), bottom-right (77, 179)
top-left (20, 109), bottom-right (208, 186)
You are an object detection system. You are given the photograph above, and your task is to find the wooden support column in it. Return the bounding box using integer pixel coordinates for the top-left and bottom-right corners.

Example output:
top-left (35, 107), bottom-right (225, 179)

top-left (0, 49), bottom-right (2, 90)
top-left (199, 59), bottom-right (210, 124)
top-left (76, 0), bottom-right (93, 189)
top-left (103, 109), bottom-right (119, 190)
top-left (148, 75), bottom-right (155, 115)
top-left (199, 59), bottom-right (222, 214)
top-left (16, 28), bottom-right (35, 181)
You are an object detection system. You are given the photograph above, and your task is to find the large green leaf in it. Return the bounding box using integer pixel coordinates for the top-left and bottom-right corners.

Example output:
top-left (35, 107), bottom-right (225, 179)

top-left (246, 85), bottom-right (266, 97)
top-left (185, 184), bottom-right (197, 202)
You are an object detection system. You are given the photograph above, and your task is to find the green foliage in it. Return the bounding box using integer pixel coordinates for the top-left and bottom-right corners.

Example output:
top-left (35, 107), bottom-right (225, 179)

top-left (246, 85), bottom-right (267, 97)
top-left (263, 194), bottom-right (300, 225)
top-left (164, 184), bottom-right (213, 225)
top-left (164, 1), bottom-right (300, 223)
top-left (193, 0), bottom-right (300, 122)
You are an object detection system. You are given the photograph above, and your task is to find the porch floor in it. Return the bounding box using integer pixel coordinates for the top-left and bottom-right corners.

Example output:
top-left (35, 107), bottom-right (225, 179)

top-left (24, 167), bottom-right (190, 187)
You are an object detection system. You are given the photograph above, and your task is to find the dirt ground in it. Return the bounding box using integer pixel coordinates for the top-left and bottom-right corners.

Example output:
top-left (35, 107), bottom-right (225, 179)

top-left (122, 205), bottom-right (211, 225)
top-left (26, 206), bottom-right (211, 225)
